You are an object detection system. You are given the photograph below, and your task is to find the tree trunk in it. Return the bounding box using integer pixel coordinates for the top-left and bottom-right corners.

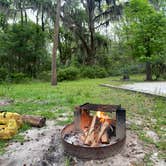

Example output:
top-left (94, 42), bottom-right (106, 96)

top-left (51, 0), bottom-right (61, 86)
top-left (41, 6), bottom-right (45, 31)
top-left (146, 62), bottom-right (152, 81)
top-left (20, 0), bottom-right (24, 26)
top-left (20, 8), bottom-right (23, 26)
top-left (58, 35), bottom-right (63, 65)
top-left (87, 0), bottom-right (95, 65)
top-left (18, 55), bottom-right (21, 72)
top-left (36, 11), bottom-right (39, 26)
top-left (24, 10), bottom-right (27, 24)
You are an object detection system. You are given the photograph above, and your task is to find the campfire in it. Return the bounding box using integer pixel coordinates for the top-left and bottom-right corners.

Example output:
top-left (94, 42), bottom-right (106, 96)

top-left (61, 103), bottom-right (126, 159)
top-left (75, 111), bottom-right (113, 147)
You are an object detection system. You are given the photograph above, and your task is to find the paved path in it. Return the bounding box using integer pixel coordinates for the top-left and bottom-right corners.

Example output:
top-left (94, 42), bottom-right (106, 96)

top-left (121, 82), bottom-right (166, 96)
top-left (101, 82), bottom-right (166, 97)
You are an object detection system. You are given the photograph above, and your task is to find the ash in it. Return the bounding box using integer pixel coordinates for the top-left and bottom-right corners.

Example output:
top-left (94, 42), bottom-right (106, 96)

top-left (64, 131), bottom-right (118, 147)
top-left (64, 132), bottom-right (86, 146)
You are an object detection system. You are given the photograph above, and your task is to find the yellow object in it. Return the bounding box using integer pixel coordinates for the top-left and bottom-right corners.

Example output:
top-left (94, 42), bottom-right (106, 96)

top-left (0, 112), bottom-right (23, 140)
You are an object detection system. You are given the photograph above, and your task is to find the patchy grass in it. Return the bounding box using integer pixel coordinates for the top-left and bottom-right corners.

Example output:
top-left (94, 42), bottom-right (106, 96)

top-left (0, 140), bottom-right (7, 155)
top-left (0, 75), bottom-right (165, 161)
top-left (143, 153), bottom-right (154, 166)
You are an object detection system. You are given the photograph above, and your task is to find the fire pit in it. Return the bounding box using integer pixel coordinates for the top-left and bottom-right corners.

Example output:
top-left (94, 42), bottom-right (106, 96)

top-left (61, 103), bottom-right (126, 159)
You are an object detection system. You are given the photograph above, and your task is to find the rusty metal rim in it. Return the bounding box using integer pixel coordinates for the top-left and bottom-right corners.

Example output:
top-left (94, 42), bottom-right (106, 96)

top-left (61, 123), bottom-right (126, 159)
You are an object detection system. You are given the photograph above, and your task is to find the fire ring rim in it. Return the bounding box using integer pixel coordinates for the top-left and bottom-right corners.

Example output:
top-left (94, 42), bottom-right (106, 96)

top-left (61, 123), bottom-right (126, 160)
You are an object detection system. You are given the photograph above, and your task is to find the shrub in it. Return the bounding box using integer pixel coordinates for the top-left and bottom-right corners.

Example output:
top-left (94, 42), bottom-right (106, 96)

top-left (0, 68), bottom-right (8, 82)
top-left (38, 66), bottom-right (108, 82)
top-left (10, 73), bottom-right (28, 83)
top-left (93, 66), bottom-right (108, 78)
top-left (38, 71), bottom-right (51, 82)
top-left (57, 67), bottom-right (79, 82)
top-left (108, 68), bottom-right (121, 76)
top-left (108, 63), bottom-right (145, 76)
top-left (152, 63), bottom-right (166, 80)
top-left (161, 73), bottom-right (166, 80)
top-left (81, 66), bottom-right (108, 78)
top-left (81, 67), bottom-right (96, 78)
top-left (129, 64), bottom-right (145, 74)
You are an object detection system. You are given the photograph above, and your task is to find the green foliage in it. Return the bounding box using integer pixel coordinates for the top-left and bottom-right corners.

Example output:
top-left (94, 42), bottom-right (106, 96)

top-left (152, 63), bottom-right (166, 80)
top-left (123, 0), bottom-right (166, 80)
top-left (0, 140), bottom-right (7, 154)
top-left (108, 63), bottom-right (145, 77)
top-left (38, 71), bottom-right (51, 82)
top-left (37, 66), bottom-right (108, 82)
top-left (37, 66), bottom-right (109, 82)
top-left (161, 72), bottom-right (166, 80)
top-left (0, 22), bottom-right (50, 78)
top-left (0, 69), bottom-right (30, 83)
top-left (57, 67), bottom-right (79, 82)
top-left (124, 0), bottom-right (166, 63)
top-left (94, 66), bottom-right (108, 78)
top-left (121, 64), bottom-right (145, 75)
top-left (81, 66), bottom-right (108, 78)
top-left (0, 67), bottom-right (8, 82)
top-left (0, 13), bottom-right (7, 30)
top-left (106, 45), bottom-right (145, 77)
top-left (10, 73), bottom-right (28, 83)
top-left (81, 67), bottom-right (96, 78)
top-left (58, 27), bottom-right (76, 66)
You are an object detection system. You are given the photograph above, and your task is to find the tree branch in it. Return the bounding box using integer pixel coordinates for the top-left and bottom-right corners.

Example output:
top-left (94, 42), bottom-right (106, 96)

top-left (93, 4), bottom-right (123, 22)
top-left (94, 19), bottom-right (111, 29)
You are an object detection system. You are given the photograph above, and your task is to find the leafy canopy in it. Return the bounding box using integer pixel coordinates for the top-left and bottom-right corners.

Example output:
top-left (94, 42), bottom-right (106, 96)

top-left (124, 0), bottom-right (166, 63)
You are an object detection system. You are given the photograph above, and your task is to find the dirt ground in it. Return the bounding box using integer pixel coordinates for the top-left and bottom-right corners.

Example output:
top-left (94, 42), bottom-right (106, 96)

top-left (0, 99), bottom-right (13, 106)
top-left (0, 120), bottom-right (165, 166)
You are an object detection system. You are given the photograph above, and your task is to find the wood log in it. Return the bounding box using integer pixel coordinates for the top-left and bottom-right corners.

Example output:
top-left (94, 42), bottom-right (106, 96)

top-left (101, 130), bottom-right (109, 144)
top-left (91, 121), bottom-right (109, 147)
top-left (80, 134), bottom-right (86, 142)
top-left (22, 115), bottom-right (46, 127)
top-left (104, 119), bottom-right (115, 126)
top-left (84, 115), bottom-right (96, 145)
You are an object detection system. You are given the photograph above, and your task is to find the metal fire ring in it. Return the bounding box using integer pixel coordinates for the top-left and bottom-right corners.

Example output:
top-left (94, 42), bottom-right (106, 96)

top-left (61, 123), bottom-right (126, 160)
top-left (61, 103), bottom-right (126, 160)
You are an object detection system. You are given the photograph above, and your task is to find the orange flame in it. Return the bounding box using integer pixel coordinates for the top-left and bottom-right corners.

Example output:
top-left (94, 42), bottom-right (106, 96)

top-left (96, 111), bottom-right (109, 123)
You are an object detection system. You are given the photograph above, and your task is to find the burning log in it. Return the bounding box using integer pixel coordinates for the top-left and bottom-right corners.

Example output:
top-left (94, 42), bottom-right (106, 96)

top-left (22, 115), bottom-right (46, 127)
top-left (80, 111), bottom-right (113, 147)
top-left (84, 115), bottom-right (97, 145)
top-left (101, 130), bottom-right (109, 144)
top-left (91, 121), bottom-right (110, 147)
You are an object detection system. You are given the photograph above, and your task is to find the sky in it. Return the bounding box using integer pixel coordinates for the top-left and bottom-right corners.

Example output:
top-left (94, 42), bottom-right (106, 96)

top-left (27, 9), bottom-right (38, 23)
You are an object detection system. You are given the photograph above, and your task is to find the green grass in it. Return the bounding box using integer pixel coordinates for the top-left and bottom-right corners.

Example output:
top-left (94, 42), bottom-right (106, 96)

top-left (0, 140), bottom-right (7, 155)
top-left (0, 75), bottom-right (165, 160)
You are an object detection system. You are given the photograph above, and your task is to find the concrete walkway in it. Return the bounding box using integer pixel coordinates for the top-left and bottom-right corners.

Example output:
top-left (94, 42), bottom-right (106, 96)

top-left (101, 82), bottom-right (166, 97)
top-left (121, 82), bottom-right (166, 97)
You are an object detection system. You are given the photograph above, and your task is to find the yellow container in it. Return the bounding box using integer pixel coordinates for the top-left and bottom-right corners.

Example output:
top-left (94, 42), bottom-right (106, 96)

top-left (0, 112), bottom-right (23, 140)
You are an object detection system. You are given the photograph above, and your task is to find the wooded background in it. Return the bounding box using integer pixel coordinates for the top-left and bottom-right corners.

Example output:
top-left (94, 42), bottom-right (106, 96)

top-left (0, 0), bottom-right (165, 83)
